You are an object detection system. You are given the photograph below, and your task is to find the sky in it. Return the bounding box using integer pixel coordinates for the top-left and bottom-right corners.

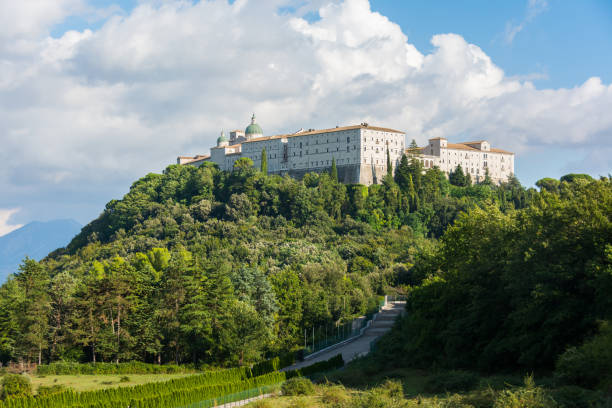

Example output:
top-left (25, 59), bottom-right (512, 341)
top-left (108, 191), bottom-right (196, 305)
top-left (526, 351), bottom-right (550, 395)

top-left (0, 0), bottom-right (611, 234)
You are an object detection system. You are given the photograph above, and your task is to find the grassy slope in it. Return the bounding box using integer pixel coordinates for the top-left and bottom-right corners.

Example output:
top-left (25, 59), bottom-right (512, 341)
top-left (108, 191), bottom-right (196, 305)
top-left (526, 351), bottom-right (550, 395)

top-left (28, 373), bottom-right (196, 393)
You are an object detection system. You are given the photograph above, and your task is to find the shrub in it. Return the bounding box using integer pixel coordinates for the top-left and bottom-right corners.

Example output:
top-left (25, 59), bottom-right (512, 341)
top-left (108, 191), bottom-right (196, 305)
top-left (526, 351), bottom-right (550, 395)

top-left (321, 384), bottom-right (351, 406)
top-left (120, 376), bottom-right (131, 383)
top-left (281, 377), bottom-right (315, 396)
top-left (0, 374), bottom-right (32, 400)
top-left (555, 321), bottom-right (612, 389)
top-left (493, 376), bottom-right (556, 408)
top-left (424, 371), bottom-right (480, 394)
top-left (549, 386), bottom-right (607, 408)
top-left (247, 399), bottom-right (273, 408)
top-left (37, 384), bottom-right (66, 396)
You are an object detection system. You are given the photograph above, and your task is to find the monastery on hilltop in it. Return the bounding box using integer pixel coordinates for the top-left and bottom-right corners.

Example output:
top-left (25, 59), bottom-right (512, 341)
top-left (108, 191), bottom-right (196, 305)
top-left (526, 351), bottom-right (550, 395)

top-left (178, 114), bottom-right (514, 185)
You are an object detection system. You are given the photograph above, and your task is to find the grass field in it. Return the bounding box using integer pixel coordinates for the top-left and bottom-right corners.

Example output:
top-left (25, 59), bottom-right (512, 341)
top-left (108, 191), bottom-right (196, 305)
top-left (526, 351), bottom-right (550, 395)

top-left (28, 373), bottom-right (196, 393)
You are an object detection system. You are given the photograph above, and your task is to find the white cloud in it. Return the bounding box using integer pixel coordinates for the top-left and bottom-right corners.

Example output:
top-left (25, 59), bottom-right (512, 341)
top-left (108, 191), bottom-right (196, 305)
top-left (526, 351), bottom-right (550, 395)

top-left (0, 0), bottom-right (610, 222)
top-left (0, 208), bottom-right (23, 237)
top-left (504, 0), bottom-right (548, 44)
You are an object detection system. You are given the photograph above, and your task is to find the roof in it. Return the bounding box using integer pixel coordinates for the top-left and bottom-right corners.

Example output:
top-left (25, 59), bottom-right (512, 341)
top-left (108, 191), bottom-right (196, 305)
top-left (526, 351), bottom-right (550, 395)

top-left (245, 123), bottom-right (263, 135)
top-left (460, 140), bottom-right (486, 144)
top-left (407, 141), bottom-right (514, 155)
top-left (490, 148), bottom-right (514, 154)
top-left (240, 124), bottom-right (404, 144)
top-left (446, 143), bottom-right (480, 151)
top-left (179, 154), bottom-right (210, 164)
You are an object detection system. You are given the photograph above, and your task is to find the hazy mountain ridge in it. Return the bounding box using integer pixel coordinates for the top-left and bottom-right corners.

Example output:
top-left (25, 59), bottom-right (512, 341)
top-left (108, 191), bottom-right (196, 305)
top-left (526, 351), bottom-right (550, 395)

top-left (0, 219), bottom-right (82, 283)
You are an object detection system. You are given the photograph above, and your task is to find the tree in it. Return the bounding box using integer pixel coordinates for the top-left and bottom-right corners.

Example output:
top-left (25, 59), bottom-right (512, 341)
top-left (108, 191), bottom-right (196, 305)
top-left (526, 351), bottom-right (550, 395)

top-left (330, 157), bottom-right (338, 182)
top-left (233, 157), bottom-right (254, 172)
top-left (222, 301), bottom-right (268, 365)
top-left (15, 258), bottom-right (51, 364)
top-left (260, 148), bottom-right (268, 174)
top-left (482, 167), bottom-right (493, 185)
top-left (449, 165), bottom-right (467, 187)
top-left (408, 139), bottom-right (419, 153)
top-left (394, 154), bottom-right (411, 191)
top-left (386, 148), bottom-right (393, 178)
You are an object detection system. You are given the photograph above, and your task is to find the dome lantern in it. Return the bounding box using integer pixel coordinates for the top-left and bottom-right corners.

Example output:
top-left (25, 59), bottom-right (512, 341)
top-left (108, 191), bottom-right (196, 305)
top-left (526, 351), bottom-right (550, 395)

top-left (244, 113), bottom-right (263, 139)
top-left (217, 130), bottom-right (228, 147)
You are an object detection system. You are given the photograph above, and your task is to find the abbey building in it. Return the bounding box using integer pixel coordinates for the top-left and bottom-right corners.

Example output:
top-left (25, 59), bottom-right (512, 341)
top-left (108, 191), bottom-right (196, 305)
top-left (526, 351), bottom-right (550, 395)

top-left (178, 115), bottom-right (514, 185)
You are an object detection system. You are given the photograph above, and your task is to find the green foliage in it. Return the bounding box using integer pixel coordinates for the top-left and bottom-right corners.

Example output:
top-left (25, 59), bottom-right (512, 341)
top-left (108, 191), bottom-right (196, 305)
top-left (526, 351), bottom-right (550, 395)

top-left (559, 173), bottom-right (594, 184)
top-left (449, 165), bottom-right (468, 187)
top-left (261, 148), bottom-right (268, 173)
top-left (331, 158), bottom-right (338, 182)
top-left (492, 376), bottom-right (557, 408)
top-left (0, 160), bottom-right (548, 369)
top-left (424, 371), bottom-right (480, 394)
top-left (36, 384), bottom-right (66, 397)
top-left (37, 362), bottom-right (194, 375)
top-left (374, 178), bottom-right (612, 372)
top-left (0, 374), bottom-right (32, 400)
top-left (549, 386), bottom-right (607, 408)
top-left (281, 377), bottom-right (315, 396)
top-left (554, 321), bottom-right (612, 389)
top-left (351, 380), bottom-right (405, 408)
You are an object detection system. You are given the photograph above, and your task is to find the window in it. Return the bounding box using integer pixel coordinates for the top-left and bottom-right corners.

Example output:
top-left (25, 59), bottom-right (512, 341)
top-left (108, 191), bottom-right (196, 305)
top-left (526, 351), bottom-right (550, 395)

top-left (300, 142), bottom-right (302, 148)
top-left (347, 146), bottom-right (349, 152)
top-left (347, 137), bottom-right (350, 143)
top-left (484, 161), bottom-right (488, 168)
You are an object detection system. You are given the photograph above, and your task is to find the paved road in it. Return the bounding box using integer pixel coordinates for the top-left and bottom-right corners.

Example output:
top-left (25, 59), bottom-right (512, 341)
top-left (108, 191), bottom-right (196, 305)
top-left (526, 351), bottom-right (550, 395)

top-left (284, 301), bottom-right (405, 371)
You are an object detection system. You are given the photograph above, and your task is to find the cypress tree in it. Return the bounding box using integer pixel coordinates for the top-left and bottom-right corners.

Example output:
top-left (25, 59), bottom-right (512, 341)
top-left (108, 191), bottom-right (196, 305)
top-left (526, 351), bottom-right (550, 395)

top-left (386, 148), bottom-right (392, 177)
top-left (260, 148), bottom-right (267, 174)
top-left (331, 157), bottom-right (338, 182)
top-left (394, 154), bottom-right (410, 191)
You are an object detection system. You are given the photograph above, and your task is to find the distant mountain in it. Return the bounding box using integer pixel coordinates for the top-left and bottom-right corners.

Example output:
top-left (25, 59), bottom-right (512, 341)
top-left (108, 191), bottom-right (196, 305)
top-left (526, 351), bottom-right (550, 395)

top-left (0, 219), bottom-right (82, 283)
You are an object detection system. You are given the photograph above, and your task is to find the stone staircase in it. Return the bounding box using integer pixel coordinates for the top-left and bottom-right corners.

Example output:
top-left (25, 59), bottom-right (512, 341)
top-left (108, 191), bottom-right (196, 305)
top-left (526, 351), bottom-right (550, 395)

top-left (363, 302), bottom-right (403, 337)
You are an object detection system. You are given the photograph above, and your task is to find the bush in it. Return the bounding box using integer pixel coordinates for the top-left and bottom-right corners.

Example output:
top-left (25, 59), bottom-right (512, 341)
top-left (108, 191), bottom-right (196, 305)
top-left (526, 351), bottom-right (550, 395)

top-left (555, 321), bottom-right (612, 389)
top-left (0, 374), bottom-right (32, 400)
top-left (120, 376), bottom-right (131, 383)
top-left (549, 386), bottom-right (607, 408)
top-left (36, 361), bottom-right (194, 375)
top-left (321, 384), bottom-right (351, 406)
top-left (493, 376), bottom-right (556, 408)
top-left (424, 370), bottom-right (480, 394)
top-left (281, 377), bottom-right (315, 396)
top-left (351, 382), bottom-right (406, 408)
top-left (37, 384), bottom-right (66, 396)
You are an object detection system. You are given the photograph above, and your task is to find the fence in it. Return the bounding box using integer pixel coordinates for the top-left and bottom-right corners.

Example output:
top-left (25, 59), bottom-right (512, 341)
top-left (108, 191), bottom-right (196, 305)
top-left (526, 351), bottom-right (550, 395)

top-left (181, 383), bottom-right (280, 408)
top-left (302, 296), bottom-right (386, 357)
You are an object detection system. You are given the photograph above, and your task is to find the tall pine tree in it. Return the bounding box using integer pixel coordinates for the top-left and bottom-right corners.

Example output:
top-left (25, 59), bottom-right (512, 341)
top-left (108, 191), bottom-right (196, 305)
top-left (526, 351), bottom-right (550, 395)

top-left (386, 148), bottom-right (393, 177)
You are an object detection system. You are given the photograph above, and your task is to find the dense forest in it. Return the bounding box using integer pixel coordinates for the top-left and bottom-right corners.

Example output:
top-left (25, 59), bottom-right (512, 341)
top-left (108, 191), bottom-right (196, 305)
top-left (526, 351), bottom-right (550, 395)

top-left (0, 152), bottom-right (608, 382)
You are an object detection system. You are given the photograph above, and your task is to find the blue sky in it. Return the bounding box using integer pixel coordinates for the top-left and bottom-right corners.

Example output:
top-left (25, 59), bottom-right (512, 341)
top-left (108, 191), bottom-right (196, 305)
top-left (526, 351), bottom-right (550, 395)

top-left (0, 0), bottom-right (611, 232)
top-left (371, 1), bottom-right (612, 89)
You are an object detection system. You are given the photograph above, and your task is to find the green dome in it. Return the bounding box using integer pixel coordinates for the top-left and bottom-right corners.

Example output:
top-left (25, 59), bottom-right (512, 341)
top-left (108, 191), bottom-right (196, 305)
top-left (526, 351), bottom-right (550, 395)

top-left (217, 130), bottom-right (227, 144)
top-left (245, 113), bottom-right (263, 135)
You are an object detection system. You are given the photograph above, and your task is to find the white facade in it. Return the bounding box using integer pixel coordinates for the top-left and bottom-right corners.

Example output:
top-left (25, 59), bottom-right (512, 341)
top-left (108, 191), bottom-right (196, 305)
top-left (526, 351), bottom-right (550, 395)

top-left (413, 137), bottom-right (514, 184)
top-left (178, 117), bottom-right (514, 186)
top-left (179, 119), bottom-right (406, 185)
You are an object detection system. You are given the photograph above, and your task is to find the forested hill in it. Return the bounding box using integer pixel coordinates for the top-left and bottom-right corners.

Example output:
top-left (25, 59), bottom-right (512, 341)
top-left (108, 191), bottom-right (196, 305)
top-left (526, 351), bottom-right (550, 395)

top-left (0, 156), bottom-right (607, 372)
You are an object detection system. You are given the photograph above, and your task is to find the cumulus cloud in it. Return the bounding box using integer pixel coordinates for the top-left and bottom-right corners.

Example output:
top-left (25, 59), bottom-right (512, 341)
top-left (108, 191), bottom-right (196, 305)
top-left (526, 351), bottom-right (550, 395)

top-left (0, 0), bottom-right (610, 222)
top-left (0, 209), bottom-right (23, 237)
